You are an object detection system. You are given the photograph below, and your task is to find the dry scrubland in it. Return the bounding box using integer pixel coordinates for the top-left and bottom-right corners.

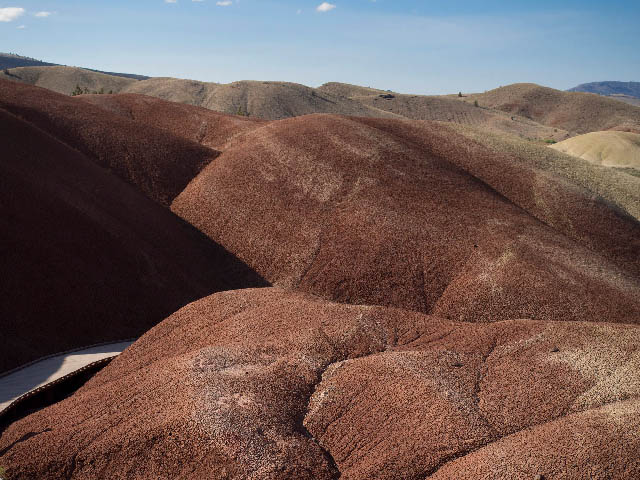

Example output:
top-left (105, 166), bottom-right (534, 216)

top-left (0, 77), bottom-right (640, 479)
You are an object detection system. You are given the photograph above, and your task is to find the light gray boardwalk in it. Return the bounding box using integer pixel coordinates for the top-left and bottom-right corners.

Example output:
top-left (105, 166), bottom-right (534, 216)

top-left (0, 341), bottom-right (134, 413)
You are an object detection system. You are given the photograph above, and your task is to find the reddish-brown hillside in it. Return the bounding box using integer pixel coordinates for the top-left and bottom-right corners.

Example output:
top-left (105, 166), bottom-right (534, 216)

top-left (462, 83), bottom-right (640, 134)
top-left (0, 79), bottom-right (220, 206)
top-left (78, 93), bottom-right (267, 150)
top-left (0, 107), bottom-right (266, 372)
top-left (2, 288), bottom-right (639, 479)
top-left (172, 114), bottom-right (640, 323)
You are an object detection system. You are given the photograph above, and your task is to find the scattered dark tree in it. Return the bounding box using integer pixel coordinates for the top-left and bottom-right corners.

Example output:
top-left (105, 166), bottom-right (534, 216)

top-left (458, 92), bottom-right (463, 97)
top-left (474, 100), bottom-right (479, 107)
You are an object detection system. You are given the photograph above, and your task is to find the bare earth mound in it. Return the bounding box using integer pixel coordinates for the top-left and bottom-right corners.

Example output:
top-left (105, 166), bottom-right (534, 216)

top-left (172, 114), bottom-right (640, 323)
top-left (460, 83), bottom-right (640, 135)
top-left (550, 130), bottom-right (640, 170)
top-left (0, 79), bottom-right (219, 206)
top-left (0, 104), bottom-right (267, 372)
top-left (2, 288), bottom-right (639, 479)
top-left (0, 66), bottom-right (136, 95)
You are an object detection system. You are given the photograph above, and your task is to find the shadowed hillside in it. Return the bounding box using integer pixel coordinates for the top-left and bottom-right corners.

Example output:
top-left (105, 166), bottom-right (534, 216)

top-left (0, 104), bottom-right (267, 372)
top-left (79, 93), bottom-right (267, 150)
top-left (0, 79), bottom-right (218, 206)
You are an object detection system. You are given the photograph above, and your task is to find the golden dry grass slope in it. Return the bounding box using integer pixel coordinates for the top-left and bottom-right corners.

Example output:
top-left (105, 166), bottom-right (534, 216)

top-left (550, 131), bottom-right (640, 170)
top-left (122, 78), bottom-right (398, 120)
top-left (0, 66), bottom-right (137, 95)
top-left (458, 83), bottom-right (640, 135)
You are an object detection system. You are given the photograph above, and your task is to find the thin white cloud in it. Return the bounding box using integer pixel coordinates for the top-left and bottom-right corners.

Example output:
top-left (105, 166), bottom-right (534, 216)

top-left (316, 2), bottom-right (336, 13)
top-left (216, 1), bottom-right (232, 5)
top-left (0, 7), bottom-right (25, 22)
top-left (165, 0), bottom-right (177, 3)
top-left (35, 11), bottom-right (52, 17)
top-left (17, 24), bottom-right (25, 29)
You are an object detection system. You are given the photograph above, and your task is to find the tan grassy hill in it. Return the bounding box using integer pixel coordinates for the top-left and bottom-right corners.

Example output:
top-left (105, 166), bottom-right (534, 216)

top-left (122, 78), bottom-right (398, 120)
top-left (457, 83), bottom-right (640, 134)
top-left (0, 65), bottom-right (137, 95)
top-left (320, 82), bottom-right (568, 141)
top-left (550, 131), bottom-right (640, 170)
top-left (318, 81), bottom-right (390, 97)
top-left (121, 78), bottom-right (566, 140)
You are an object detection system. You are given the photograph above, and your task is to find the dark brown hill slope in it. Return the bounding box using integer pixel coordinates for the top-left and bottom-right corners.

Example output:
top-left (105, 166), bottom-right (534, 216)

top-left (0, 79), bottom-right (218, 206)
top-left (461, 83), bottom-right (640, 134)
top-left (172, 114), bottom-right (640, 323)
top-left (78, 93), bottom-right (267, 150)
top-left (0, 108), bottom-right (266, 372)
top-left (2, 288), bottom-right (639, 479)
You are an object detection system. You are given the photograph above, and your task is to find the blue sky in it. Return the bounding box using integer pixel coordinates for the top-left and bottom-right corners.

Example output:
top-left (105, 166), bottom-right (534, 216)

top-left (1, 0), bottom-right (639, 94)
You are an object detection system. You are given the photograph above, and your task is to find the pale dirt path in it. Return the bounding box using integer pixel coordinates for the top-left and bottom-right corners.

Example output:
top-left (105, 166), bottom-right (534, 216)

top-left (0, 341), bottom-right (135, 413)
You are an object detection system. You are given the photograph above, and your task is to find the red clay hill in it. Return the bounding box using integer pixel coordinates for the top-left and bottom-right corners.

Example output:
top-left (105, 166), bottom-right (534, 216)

top-left (0, 82), bottom-right (267, 372)
top-left (2, 288), bottom-right (639, 479)
top-left (172, 114), bottom-right (640, 323)
top-left (1, 80), bottom-right (640, 479)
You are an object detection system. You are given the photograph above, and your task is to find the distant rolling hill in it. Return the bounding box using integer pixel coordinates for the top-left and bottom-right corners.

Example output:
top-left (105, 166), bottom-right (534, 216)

top-left (0, 66), bottom-right (137, 95)
top-left (3, 57), bottom-right (640, 140)
top-left (569, 81), bottom-right (640, 98)
top-left (459, 83), bottom-right (640, 135)
top-left (0, 52), bottom-right (149, 80)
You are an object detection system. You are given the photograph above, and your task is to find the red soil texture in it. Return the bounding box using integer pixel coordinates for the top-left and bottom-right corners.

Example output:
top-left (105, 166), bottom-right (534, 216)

top-left (0, 79), bottom-right (219, 206)
top-left (78, 93), bottom-right (267, 151)
top-left (172, 114), bottom-right (640, 323)
top-left (2, 288), bottom-right (639, 479)
top-left (0, 106), bottom-right (267, 372)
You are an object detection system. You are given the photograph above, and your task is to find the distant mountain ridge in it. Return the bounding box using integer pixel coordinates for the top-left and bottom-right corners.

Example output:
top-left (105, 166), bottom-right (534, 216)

top-left (0, 52), bottom-right (149, 81)
top-left (569, 81), bottom-right (640, 98)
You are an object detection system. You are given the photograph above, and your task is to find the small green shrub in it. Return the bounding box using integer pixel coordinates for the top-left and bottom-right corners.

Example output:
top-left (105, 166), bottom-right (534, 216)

top-left (458, 91), bottom-right (463, 97)
top-left (0, 465), bottom-right (7, 479)
top-left (544, 139), bottom-right (557, 144)
top-left (474, 100), bottom-right (479, 107)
